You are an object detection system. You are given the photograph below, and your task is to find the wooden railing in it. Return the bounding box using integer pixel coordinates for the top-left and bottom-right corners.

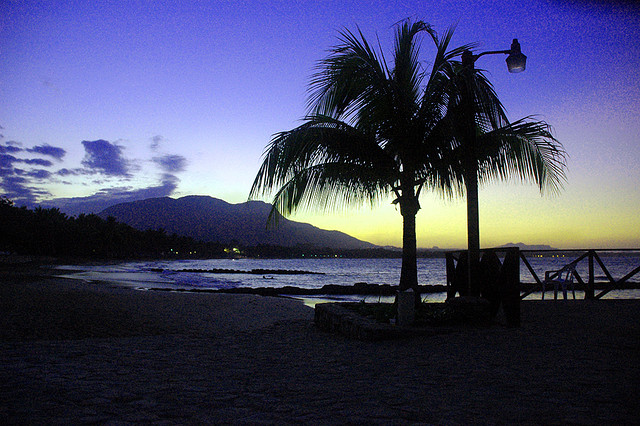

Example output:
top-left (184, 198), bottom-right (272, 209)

top-left (446, 248), bottom-right (640, 300)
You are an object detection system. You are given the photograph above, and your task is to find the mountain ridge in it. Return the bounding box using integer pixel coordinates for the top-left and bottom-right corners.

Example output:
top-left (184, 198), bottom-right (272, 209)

top-left (98, 195), bottom-right (375, 250)
top-left (496, 242), bottom-right (558, 251)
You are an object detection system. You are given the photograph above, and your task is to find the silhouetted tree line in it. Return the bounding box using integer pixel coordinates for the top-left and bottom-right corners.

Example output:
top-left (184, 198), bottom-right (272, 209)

top-left (0, 197), bottom-right (450, 260)
top-left (0, 197), bottom-right (226, 259)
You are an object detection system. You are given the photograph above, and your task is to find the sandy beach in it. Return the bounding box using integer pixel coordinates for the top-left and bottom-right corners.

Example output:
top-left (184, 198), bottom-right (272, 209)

top-left (1, 266), bottom-right (639, 424)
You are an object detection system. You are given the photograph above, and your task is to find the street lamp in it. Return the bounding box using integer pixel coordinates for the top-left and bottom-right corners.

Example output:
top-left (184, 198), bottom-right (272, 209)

top-left (506, 39), bottom-right (527, 73)
top-left (461, 39), bottom-right (526, 296)
top-left (463, 39), bottom-right (527, 73)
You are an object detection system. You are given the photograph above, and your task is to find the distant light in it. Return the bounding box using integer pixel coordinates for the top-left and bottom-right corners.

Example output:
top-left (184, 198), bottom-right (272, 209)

top-left (506, 39), bottom-right (527, 73)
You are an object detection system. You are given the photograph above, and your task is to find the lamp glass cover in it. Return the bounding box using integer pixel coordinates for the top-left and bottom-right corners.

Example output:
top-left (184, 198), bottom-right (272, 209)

top-left (506, 52), bottom-right (526, 73)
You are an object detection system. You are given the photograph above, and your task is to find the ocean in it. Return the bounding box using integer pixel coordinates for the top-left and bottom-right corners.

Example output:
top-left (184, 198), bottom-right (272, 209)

top-left (57, 251), bottom-right (640, 304)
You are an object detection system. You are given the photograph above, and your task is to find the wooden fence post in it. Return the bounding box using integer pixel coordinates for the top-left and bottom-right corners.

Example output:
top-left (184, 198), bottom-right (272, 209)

top-left (500, 248), bottom-right (521, 327)
top-left (586, 250), bottom-right (595, 300)
top-left (446, 252), bottom-right (456, 300)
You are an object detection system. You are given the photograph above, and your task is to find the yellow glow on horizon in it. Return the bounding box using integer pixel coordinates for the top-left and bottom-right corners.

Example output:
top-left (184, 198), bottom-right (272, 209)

top-left (289, 182), bottom-right (640, 250)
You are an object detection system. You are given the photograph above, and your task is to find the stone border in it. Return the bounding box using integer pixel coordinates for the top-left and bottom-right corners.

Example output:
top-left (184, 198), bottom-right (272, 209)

top-left (314, 302), bottom-right (453, 341)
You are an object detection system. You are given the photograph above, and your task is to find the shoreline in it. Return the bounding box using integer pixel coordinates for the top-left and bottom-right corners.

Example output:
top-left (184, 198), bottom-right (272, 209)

top-left (2, 269), bottom-right (639, 423)
top-left (4, 256), bottom-right (640, 299)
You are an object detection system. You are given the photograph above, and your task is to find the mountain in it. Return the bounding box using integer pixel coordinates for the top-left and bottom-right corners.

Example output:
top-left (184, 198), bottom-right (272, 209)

top-left (98, 195), bottom-right (375, 250)
top-left (498, 242), bottom-right (558, 251)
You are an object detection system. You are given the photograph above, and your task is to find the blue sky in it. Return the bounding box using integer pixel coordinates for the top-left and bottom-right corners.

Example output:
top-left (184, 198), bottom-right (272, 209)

top-left (1, 0), bottom-right (639, 248)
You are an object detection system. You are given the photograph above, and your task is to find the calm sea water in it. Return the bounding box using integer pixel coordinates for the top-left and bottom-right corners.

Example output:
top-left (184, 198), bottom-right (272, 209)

top-left (57, 252), bottom-right (640, 302)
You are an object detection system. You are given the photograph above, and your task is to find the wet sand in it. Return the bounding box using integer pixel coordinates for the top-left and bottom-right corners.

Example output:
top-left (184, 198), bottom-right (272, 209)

top-left (1, 268), bottom-right (639, 424)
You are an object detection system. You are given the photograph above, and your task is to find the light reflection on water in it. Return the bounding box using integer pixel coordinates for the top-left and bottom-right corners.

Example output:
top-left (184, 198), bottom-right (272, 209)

top-left (296, 292), bottom-right (449, 308)
top-left (295, 289), bottom-right (640, 308)
top-left (56, 255), bottom-right (640, 301)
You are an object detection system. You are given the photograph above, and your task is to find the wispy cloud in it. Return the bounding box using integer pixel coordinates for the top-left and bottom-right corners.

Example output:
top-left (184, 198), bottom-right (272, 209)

top-left (0, 153), bottom-right (52, 168)
top-left (1, 135), bottom-right (189, 214)
top-left (0, 175), bottom-right (51, 204)
top-left (0, 153), bottom-right (18, 174)
top-left (153, 154), bottom-right (188, 173)
top-left (27, 144), bottom-right (66, 160)
top-left (0, 140), bottom-right (69, 202)
top-left (24, 169), bottom-right (52, 179)
top-left (150, 135), bottom-right (164, 150)
top-left (56, 168), bottom-right (82, 177)
top-left (81, 139), bottom-right (131, 177)
top-left (41, 174), bottom-right (181, 216)
top-left (0, 144), bottom-right (22, 154)
top-left (22, 158), bottom-right (53, 167)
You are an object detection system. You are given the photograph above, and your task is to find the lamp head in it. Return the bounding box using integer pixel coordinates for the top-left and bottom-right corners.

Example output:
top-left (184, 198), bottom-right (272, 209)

top-left (506, 39), bottom-right (527, 73)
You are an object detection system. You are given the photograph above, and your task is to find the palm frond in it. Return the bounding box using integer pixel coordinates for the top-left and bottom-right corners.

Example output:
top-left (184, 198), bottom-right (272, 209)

top-left (477, 117), bottom-right (567, 194)
top-left (249, 114), bottom-right (398, 223)
top-left (307, 26), bottom-right (390, 121)
top-left (392, 20), bottom-right (433, 108)
top-left (266, 161), bottom-right (394, 223)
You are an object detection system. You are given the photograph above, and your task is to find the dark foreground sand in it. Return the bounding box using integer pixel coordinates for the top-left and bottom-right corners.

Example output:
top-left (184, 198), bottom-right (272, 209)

top-left (1, 269), bottom-right (639, 424)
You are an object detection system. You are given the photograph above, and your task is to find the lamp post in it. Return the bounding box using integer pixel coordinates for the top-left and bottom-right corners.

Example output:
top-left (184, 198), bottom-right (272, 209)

top-left (461, 39), bottom-right (527, 296)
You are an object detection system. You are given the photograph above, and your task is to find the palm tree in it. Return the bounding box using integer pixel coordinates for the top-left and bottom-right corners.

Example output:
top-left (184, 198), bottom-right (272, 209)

top-left (250, 20), bottom-right (566, 300)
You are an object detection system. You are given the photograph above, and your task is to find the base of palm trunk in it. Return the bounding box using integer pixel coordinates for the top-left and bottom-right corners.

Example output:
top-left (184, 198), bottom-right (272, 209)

top-left (396, 289), bottom-right (415, 326)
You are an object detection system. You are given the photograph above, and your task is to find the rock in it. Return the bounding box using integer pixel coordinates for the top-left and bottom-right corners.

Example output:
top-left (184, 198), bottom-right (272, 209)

top-left (396, 289), bottom-right (415, 326)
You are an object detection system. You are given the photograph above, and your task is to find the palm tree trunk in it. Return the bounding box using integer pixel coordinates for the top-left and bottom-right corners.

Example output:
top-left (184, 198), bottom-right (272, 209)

top-left (399, 184), bottom-right (420, 306)
top-left (466, 168), bottom-right (481, 296)
top-left (399, 209), bottom-right (418, 292)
